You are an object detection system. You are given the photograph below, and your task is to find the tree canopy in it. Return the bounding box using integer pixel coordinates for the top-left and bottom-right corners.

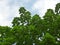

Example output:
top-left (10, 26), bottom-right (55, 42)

top-left (0, 3), bottom-right (60, 45)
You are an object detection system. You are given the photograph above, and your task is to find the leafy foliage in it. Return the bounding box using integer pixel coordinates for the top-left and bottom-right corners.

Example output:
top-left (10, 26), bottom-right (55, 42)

top-left (0, 3), bottom-right (60, 45)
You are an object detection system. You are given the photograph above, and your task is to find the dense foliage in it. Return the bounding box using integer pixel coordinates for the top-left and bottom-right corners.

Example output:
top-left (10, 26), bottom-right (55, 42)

top-left (0, 3), bottom-right (60, 45)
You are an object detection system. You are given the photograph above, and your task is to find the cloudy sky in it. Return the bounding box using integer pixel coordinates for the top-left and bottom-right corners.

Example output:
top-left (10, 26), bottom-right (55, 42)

top-left (0, 0), bottom-right (60, 26)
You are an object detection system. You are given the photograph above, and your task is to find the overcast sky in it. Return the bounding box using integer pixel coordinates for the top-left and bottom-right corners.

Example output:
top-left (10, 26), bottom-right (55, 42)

top-left (0, 0), bottom-right (60, 26)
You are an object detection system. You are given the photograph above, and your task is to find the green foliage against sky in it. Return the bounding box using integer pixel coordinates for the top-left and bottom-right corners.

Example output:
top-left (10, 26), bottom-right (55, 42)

top-left (0, 3), bottom-right (60, 45)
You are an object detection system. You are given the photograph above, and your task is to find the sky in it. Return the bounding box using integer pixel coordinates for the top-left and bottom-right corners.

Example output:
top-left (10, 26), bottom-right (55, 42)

top-left (0, 0), bottom-right (60, 26)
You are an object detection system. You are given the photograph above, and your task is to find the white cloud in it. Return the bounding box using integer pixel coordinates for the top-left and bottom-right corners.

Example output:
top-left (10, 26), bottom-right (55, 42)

top-left (0, 0), bottom-right (30, 26)
top-left (44, 0), bottom-right (60, 10)
top-left (32, 0), bottom-right (60, 17)
top-left (0, 0), bottom-right (10, 26)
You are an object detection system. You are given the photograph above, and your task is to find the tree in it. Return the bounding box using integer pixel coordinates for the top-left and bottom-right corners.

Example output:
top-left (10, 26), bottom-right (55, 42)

top-left (41, 33), bottom-right (56, 45)
top-left (0, 3), bottom-right (60, 45)
top-left (12, 7), bottom-right (31, 26)
top-left (0, 26), bottom-right (15, 45)
top-left (55, 3), bottom-right (60, 14)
